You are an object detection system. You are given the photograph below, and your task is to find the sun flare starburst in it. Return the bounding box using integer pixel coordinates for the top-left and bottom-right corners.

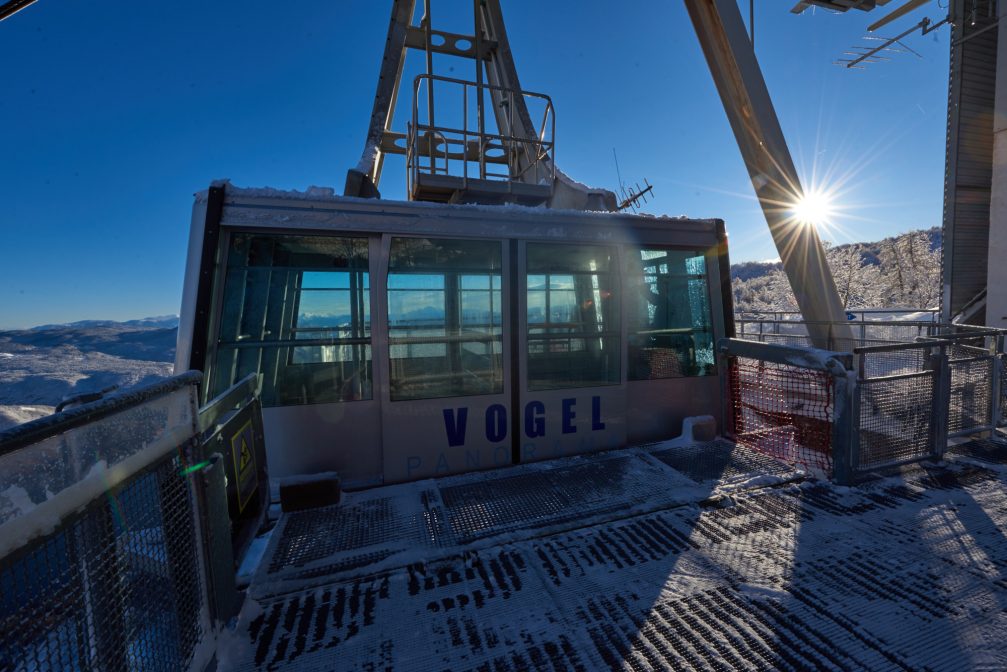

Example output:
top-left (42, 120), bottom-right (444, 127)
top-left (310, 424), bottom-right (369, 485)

top-left (791, 189), bottom-right (835, 228)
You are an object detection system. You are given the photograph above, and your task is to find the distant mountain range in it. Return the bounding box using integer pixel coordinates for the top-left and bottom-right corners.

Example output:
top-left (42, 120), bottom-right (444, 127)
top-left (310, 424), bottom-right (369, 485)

top-left (0, 316), bottom-right (180, 426)
top-left (29, 315), bottom-right (180, 331)
top-left (2, 321), bottom-right (178, 364)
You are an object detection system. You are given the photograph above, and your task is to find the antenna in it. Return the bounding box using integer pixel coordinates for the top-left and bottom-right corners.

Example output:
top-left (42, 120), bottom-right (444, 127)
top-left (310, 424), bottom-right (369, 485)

top-left (618, 179), bottom-right (655, 213)
top-left (612, 148), bottom-right (653, 212)
top-left (833, 14), bottom-right (947, 68)
top-left (613, 148), bottom-right (626, 193)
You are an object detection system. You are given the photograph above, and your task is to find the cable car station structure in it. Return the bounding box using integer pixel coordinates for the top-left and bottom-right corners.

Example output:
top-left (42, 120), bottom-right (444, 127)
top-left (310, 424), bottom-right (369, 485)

top-left (6, 0), bottom-right (1007, 670)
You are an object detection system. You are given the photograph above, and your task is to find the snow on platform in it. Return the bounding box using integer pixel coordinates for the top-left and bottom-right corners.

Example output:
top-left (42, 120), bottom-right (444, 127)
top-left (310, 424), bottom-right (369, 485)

top-left (221, 439), bottom-right (1007, 671)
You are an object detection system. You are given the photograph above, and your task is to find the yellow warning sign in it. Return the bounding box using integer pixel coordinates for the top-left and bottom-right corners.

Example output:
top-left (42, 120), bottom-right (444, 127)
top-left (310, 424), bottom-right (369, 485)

top-left (238, 439), bottom-right (251, 472)
top-left (230, 420), bottom-right (257, 513)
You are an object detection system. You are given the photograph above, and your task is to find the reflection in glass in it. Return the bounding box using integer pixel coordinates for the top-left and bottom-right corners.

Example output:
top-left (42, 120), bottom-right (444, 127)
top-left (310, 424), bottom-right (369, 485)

top-left (526, 243), bottom-right (620, 390)
top-left (627, 248), bottom-right (715, 379)
top-left (388, 238), bottom-right (503, 401)
top-left (211, 234), bottom-right (372, 406)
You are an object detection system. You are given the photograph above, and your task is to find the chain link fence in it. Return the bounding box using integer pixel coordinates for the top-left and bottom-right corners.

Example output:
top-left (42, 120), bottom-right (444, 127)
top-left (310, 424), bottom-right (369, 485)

top-left (731, 321), bottom-right (1007, 482)
top-left (1, 453), bottom-right (204, 672)
top-left (854, 343), bottom-right (937, 471)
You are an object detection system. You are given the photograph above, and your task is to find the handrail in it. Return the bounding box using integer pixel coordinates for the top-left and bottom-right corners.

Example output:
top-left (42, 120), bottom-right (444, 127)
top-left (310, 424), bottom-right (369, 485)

top-left (198, 372), bottom-right (260, 433)
top-left (852, 340), bottom-right (944, 354)
top-left (409, 73), bottom-right (555, 193)
top-left (0, 371), bottom-right (205, 556)
top-left (736, 308), bottom-right (939, 321)
top-left (718, 337), bottom-right (853, 373)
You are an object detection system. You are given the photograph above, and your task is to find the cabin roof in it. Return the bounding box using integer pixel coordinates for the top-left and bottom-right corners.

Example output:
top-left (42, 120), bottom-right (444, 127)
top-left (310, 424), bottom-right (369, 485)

top-left (196, 181), bottom-right (722, 235)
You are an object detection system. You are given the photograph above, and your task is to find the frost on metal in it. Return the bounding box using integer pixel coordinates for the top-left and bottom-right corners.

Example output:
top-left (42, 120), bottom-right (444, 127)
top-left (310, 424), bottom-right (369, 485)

top-left (205, 181), bottom-right (704, 222)
top-left (220, 438), bottom-right (1007, 671)
top-left (0, 375), bottom-right (199, 551)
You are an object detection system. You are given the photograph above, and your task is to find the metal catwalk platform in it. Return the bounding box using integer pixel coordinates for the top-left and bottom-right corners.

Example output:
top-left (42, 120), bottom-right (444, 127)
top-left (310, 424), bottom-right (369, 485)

top-left (222, 439), bottom-right (1007, 671)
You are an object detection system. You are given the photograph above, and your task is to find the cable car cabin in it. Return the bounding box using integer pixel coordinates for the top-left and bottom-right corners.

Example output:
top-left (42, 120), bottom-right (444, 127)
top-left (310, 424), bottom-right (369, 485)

top-left (175, 184), bottom-right (733, 488)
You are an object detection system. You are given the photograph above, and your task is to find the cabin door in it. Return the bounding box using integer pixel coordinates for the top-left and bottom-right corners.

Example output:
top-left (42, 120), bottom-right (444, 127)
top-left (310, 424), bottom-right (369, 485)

top-left (515, 241), bottom-right (627, 463)
top-left (379, 235), bottom-right (512, 483)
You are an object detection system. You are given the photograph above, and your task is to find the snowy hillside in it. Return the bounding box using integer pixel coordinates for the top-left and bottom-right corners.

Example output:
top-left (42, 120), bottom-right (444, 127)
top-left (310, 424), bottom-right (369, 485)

top-left (0, 317), bottom-right (178, 430)
top-left (733, 227), bottom-right (942, 313)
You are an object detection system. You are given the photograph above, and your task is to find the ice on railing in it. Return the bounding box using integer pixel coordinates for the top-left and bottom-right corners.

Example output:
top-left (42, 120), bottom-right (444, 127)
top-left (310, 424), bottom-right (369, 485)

top-left (0, 385), bottom-right (195, 528)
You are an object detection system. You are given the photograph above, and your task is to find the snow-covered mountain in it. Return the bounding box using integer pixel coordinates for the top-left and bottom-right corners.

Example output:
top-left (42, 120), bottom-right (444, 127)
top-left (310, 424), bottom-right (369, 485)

top-left (29, 314), bottom-right (179, 331)
top-left (0, 316), bottom-right (179, 430)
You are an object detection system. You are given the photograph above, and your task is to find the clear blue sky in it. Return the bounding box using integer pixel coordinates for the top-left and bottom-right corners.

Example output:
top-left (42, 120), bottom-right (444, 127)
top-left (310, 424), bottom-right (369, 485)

top-left (0, 0), bottom-right (950, 329)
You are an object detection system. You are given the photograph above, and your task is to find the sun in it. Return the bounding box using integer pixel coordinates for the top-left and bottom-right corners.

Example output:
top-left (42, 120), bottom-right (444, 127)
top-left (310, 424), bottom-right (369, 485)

top-left (791, 189), bottom-right (835, 227)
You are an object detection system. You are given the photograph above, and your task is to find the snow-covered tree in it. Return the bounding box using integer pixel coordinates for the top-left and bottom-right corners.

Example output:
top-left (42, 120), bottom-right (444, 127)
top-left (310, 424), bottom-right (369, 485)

top-left (733, 228), bottom-right (941, 314)
top-left (825, 242), bottom-right (884, 309)
top-left (878, 231), bottom-right (941, 308)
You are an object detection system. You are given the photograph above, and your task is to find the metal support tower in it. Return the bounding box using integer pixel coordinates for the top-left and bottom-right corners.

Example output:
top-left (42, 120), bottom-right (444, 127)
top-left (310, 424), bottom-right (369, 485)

top-left (685, 0), bottom-right (854, 347)
top-left (345, 0), bottom-right (616, 210)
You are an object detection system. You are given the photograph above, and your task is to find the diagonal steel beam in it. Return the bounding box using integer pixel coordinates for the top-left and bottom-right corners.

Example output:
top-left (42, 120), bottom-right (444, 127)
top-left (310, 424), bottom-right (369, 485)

top-left (685, 0), bottom-right (853, 349)
top-left (345, 0), bottom-right (417, 198)
top-left (0, 0), bottom-right (39, 22)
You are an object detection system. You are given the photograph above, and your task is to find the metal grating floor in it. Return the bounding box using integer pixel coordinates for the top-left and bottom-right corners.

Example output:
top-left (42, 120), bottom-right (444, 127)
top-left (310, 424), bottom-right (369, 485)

top-left (650, 440), bottom-right (792, 483)
top-left (223, 439), bottom-right (1007, 671)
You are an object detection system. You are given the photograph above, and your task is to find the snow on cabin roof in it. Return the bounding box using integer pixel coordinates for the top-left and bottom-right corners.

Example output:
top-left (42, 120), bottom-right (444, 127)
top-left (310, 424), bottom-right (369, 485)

top-left (195, 180), bottom-right (715, 225)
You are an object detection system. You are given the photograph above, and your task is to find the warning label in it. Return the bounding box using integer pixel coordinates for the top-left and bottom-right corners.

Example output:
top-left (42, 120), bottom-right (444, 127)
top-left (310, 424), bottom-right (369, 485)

top-left (231, 420), bottom-right (258, 514)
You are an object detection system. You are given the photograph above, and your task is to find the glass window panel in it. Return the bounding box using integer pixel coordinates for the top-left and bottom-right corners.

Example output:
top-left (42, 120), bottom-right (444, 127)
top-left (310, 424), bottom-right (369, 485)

top-left (387, 273), bottom-right (445, 290)
top-left (527, 286), bottom-right (547, 324)
top-left (388, 289), bottom-right (446, 327)
top-left (297, 291), bottom-right (354, 326)
top-left (526, 243), bottom-right (620, 391)
top-left (239, 235), bottom-right (369, 270)
top-left (549, 275), bottom-right (575, 290)
top-left (461, 275), bottom-right (490, 290)
top-left (549, 290), bottom-right (578, 323)
top-left (388, 238), bottom-right (504, 401)
top-left (301, 271), bottom-right (370, 290)
top-left (460, 290), bottom-right (501, 326)
top-left (390, 237), bottom-right (502, 271)
top-left (527, 244), bottom-right (614, 274)
top-left (209, 233), bottom-right (372, 407)
top-left (627, 247), bottom-right (715, 380)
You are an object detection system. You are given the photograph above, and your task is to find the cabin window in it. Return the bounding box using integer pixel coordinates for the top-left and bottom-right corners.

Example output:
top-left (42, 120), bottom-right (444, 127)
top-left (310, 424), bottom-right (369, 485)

top-left (210, 234), bottom-right (372, 406)
top-left (387, 237), bottom-right (503, 401)
top-left (527, 243), bottom-right (620, 390)
top-left (626, 248), bottom-right (715, 379)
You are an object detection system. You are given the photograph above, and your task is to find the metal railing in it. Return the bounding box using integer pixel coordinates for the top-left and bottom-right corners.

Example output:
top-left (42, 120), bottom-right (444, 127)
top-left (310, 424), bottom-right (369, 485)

top-left (736, 308), bottom-right (940, 323)
top-left (407, 73), bottom-right (555, 196)
top-left (730, 320), bottom-right (1007, 482)
top-left (736, 317), bottom-right (941, 350)
top-left (0, 372), bottom-right (266, 672)
top-left (852, 340), bottom-right (944, 472)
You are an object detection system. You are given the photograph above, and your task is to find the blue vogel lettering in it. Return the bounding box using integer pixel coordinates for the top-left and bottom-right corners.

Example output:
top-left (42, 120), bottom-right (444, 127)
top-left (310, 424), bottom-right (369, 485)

top-left (486, 404), bottom-right (507, 442)
top-left (442, 408), bottom-right (468, 447)
top-left (444, 397), bottom-right (607, 448)
top-left (525, 401), bottom-right (545, 438)
top-left (592, 395), bottom-right (606, 430)
top-left (562, 398), bottom-right (577, 434)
